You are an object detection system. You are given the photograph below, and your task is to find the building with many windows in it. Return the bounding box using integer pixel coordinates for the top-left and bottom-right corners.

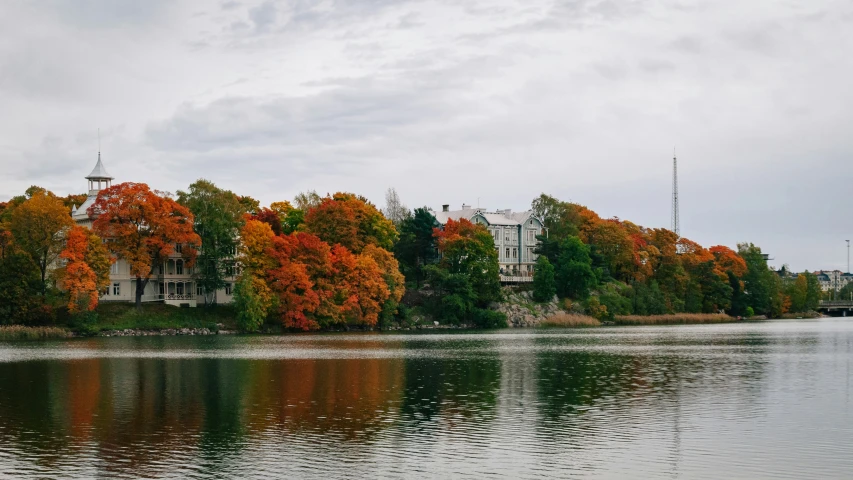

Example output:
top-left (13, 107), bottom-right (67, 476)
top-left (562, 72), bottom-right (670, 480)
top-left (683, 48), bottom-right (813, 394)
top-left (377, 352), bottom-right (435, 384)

top-left (71, 155), bottom-right (236, 307)
top-left (813, 270), bottom-right (853, 293)
top-left (431, 204), bottom-right (546, 281)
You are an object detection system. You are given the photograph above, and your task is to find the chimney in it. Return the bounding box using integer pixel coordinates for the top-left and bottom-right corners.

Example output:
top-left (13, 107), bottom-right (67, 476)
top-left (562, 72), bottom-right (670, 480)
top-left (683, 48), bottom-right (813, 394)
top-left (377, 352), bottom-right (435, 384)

top-left (462, 204), bottom-right (471, 210)
top-left (442, 204), bottom-right (449, 212)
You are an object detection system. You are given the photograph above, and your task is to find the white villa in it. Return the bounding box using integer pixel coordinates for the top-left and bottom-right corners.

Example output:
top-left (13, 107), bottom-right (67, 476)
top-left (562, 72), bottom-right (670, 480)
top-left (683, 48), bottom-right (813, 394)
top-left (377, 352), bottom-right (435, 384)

top-left (71, 155), bottom-right (236, 307)
top-left (431, 204), bottom-right (546, 281)
top-left (814, 270), bottom-right (853, 293)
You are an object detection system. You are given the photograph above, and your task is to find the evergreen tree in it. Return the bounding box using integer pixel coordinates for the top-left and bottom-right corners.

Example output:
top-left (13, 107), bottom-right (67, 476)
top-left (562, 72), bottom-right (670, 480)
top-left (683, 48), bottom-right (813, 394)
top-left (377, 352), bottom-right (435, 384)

top-left (532, 256), bottom-right (556, 302)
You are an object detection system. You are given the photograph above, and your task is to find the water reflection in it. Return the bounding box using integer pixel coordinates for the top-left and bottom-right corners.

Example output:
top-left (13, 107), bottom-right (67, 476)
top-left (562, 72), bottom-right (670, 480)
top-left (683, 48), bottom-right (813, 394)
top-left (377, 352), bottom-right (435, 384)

top-left (0, 321), bottom-right (852, 478)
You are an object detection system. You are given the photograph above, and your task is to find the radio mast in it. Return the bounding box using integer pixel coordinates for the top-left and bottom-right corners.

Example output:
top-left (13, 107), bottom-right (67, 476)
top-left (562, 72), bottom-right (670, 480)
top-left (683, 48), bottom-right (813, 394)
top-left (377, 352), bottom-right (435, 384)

top-left (671, 148), bottom-right (680, 237)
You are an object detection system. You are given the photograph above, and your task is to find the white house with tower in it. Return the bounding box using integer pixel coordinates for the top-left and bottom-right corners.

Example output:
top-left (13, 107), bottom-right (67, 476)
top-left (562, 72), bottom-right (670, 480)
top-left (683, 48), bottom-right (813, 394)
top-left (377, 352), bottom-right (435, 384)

top-left (71, 154), bottom-right (236, 307)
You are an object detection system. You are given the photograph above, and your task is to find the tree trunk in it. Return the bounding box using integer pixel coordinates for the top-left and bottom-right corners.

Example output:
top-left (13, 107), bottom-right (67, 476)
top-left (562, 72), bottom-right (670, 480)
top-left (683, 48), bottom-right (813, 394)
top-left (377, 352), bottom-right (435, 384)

top-left (135, 277), bottom-right (149, 311)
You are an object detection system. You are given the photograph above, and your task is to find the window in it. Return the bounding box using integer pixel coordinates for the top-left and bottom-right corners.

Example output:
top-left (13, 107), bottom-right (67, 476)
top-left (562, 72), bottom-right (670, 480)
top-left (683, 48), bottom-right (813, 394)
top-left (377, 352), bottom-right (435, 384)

top-left (110, 262), bottom-right (119, 275)
top-left (527, 230), bottom-right (536, 242)
top-left (492, 229), bottom-right (499, 242)
top-left (512, 248), bottom-right (517, 259)
top-left (505, 248), bottom-right (510, 258)
top-left (160, 283), bottom-right (165, 295)
top-left (176, 260), bottom-right (183, 275)
top-left (177, 283), bottom-right (184, 295)
top-left (511, 230), bottom-right (517, 242)
top-left (112, 283), bottom-right (120, 296)
top-left (197, 285), bottom-right (204, 296)
top-left (225, 263), bottom-right (235, 277)
top-left (225, 283), bottom-right (232, 295)
top-left (175, 244), bottom-right (183, 254)
top-left (505, 229), bottom-right (510, 242)
top-left (528, 248), bottom-right (534, 261)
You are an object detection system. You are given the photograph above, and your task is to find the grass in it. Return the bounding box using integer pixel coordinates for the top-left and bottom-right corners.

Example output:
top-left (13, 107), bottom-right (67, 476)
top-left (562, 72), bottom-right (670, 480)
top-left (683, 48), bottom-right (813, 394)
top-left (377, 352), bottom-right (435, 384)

top-left (613, 313), bottom-right (736, 325)
top-left (0, 325), bottom-right (70, 341)
top-left (539, 312), bottom-right (601, 328)
top-left (93, 303), bottom-right (237, 332)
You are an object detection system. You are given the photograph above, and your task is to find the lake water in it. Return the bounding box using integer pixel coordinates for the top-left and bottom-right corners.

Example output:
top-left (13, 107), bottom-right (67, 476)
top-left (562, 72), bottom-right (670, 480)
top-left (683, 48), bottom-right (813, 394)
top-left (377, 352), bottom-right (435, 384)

top-left (0, 319), bottom-right (851, 479)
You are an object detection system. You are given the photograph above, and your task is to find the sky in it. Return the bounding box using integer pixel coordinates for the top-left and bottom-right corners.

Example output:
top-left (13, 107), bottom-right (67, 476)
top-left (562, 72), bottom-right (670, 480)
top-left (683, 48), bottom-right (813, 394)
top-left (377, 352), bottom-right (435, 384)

top-left (1, 0), bottom-right (852, 272)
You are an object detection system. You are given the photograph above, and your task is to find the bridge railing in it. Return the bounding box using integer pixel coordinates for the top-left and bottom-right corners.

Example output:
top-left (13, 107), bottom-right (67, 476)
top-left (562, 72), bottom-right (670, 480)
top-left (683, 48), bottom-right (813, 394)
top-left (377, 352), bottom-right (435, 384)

top-left (819, 301), bottom-right (853, 307)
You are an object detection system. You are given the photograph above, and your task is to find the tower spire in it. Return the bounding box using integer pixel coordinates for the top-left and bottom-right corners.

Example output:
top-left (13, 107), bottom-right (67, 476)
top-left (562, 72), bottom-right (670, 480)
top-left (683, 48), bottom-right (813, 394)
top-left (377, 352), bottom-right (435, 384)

top-left (671, 148), bottom-right (680, 237)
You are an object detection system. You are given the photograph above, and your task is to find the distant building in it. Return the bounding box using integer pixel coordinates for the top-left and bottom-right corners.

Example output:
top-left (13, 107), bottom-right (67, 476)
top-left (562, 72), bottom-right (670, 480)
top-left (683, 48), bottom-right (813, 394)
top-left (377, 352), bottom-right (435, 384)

top-left (71, 154), bottom-right (236, 307)
top-left (431, 204), bottom-right (546, 281)
top-left (813, 270), bottom-right (853, 292)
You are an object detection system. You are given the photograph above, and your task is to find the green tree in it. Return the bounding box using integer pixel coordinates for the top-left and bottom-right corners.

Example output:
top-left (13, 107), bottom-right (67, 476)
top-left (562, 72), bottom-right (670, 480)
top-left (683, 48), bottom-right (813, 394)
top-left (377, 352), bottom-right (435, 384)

top-left (738, 243), bottom-right (775, 316)
top-left (394, 207), bottom-right (438, 288)
top-left (539, 236), bottom-right (597, 300)
top-left (804, 272), bottom-right (821, 310)
top-left (233, 272), bottom-right (275, 332)
top-left (532, 256), bottom-right (556, 302)
top-left (177, 179), bottom-right (246, 305)
top-left (434, 218), bottom-right (501, 306)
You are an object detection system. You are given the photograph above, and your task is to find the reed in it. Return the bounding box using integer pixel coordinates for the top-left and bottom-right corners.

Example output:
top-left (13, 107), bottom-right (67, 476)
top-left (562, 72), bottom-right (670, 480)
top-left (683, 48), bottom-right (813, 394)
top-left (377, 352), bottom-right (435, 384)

top-left (540, 312), bottom-right (601, 327)
top-left (0, 325), bottom-right (70, 341)
top-left (613, 313), bottom-right (735, 325)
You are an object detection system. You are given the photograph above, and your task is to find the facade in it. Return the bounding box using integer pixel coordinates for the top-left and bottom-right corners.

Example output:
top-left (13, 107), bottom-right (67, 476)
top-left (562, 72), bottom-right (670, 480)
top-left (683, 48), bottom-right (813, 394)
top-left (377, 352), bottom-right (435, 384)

top-left (813, 270), bottom-right (853, 293)
top-left (431, 204), bottom-right (546, 281)
top-left (71, 155), bottom-right (236, 307)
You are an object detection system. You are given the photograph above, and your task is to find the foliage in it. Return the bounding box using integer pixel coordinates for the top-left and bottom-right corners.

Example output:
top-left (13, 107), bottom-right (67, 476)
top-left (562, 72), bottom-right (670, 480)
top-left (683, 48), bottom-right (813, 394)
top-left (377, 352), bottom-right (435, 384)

top-left (434, 218), bottom-right (501, 306)
top-left (90, 182), bottom-right (201, 308)
top-left (58, 226), bottom-right (101, 314)
top-left (9, 190), bottom-right (74, 294)
top-left (584, 296), bottom-right (608, 321)
top-left (394, 207), bottom-right (438, 288)
top-left (0, 325), bottom-right (69, 341)
top-left (178, 179), bottom-right (245, 305)
top-left (304, 192), bottom-right (397, 253)
top-left (532, 256), bottom-right (556, 302)
top-left (471, 309), bottom-right (507, 329)
top-left (233, 272), bottom-right (275, 332)
top-left (538, 235), bottom-right (597, 300)
top-left (745, 306), bottom-right (755, 317)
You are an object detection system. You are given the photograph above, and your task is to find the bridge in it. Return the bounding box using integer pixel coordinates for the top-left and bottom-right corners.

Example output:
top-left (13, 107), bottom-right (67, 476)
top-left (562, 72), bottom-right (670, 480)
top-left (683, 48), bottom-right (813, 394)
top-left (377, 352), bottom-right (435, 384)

top-left (818, 301), bottom-right (853, 316)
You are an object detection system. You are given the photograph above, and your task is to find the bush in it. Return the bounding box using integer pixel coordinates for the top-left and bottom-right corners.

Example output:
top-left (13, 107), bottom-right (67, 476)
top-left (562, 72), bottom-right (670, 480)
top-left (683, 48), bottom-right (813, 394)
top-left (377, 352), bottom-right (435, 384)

top-left (585, 296), bottom-right (609, 320)
top-left (745, 306), bottom-right (755, 318)
top-left (471, 309), bottom-right (507, 329)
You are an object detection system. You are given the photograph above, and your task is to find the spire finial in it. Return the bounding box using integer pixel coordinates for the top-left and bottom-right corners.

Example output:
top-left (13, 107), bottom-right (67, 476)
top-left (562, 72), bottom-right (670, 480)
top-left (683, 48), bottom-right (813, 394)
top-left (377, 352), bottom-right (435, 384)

top-left (98, 128), bottom-right (101, 159)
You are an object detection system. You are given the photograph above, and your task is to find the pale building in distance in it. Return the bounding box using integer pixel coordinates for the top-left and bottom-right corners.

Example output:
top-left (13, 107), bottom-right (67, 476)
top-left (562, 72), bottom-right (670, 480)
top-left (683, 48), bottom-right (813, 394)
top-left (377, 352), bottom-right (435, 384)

top-left (431, 204), bottom-right (546, 282)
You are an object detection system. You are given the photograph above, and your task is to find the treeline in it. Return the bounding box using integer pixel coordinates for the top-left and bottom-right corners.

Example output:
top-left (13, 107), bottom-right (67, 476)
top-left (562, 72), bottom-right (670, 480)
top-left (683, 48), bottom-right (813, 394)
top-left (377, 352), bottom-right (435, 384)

top-left (523, 194), bottom-right (822, 319)
top-left (0, 182), bottom-right (822, 331)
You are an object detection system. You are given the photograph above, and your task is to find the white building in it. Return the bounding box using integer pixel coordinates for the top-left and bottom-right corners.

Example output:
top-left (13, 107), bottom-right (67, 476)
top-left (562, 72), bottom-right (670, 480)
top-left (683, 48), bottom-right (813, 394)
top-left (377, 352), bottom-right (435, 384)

top-left (71, 155), bottom-right (236, 307)
top-left (814, 270), bottom-right (853, 292)
top-left (431, 204), bottom-right (546, 281)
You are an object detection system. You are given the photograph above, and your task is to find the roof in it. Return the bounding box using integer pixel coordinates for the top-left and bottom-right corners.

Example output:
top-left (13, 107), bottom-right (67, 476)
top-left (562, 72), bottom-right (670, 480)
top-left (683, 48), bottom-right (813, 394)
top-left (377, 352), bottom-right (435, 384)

top-left (432, 206), bottom-right (543, 228)
top-left (72, 194), bottom-right (97, 220)
top-left (86, 154), bottom-right (113, 180)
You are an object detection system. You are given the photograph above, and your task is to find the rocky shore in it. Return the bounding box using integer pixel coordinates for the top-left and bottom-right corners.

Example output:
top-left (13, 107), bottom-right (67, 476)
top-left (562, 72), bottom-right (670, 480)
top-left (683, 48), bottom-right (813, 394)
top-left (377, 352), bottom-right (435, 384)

top-left (94, 325), bottom-right (236, 337)
top-left (491, 288), bottom-right (563, 328)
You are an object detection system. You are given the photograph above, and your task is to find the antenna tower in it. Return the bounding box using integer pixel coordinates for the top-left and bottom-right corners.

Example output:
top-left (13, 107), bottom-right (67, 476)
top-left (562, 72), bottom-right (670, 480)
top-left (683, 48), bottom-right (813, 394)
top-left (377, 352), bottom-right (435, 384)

top-left (671, 148), bottom-right (679, 236)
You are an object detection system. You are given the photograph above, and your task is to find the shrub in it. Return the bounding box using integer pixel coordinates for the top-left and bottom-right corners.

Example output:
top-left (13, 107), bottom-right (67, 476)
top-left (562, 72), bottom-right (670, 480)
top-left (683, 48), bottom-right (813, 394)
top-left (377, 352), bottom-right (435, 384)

top-left (745, 306), bottom-right (755, 318)
top-left (471, 309), bottom-right (507, 329)
top-left (585, 296), bottom-right (609, 320)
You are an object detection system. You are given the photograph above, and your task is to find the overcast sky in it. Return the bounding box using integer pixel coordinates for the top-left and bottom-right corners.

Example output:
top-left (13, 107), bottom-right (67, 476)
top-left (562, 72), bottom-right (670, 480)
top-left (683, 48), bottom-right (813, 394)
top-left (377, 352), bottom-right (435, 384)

top-left (1, 0), bottom-right (851, 271)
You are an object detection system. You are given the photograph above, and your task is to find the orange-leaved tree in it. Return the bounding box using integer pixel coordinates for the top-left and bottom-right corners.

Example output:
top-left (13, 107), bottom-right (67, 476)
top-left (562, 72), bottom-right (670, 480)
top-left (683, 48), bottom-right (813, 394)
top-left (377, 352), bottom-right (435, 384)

top-left (303, 193), bottom-right (397, 253)
top-left (59, 226), bottom-right (112, 313)
top-left (89, 182), bottom-right (200, 309)
top-left (9, 190), bottom-right (74, 294)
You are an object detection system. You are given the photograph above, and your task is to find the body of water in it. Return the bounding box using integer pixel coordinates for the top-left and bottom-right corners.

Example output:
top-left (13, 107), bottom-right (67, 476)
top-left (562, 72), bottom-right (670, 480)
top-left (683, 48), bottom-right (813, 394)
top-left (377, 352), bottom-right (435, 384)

top-left (0, 319), bottom-right (851, 479)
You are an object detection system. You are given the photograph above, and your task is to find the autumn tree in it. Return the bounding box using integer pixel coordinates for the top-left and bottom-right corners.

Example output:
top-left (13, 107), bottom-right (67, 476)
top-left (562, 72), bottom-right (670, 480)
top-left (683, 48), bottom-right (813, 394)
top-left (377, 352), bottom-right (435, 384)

top-left (58, 226), bottom-right (102, 313)
top-left (270, 201), bottom-right (303, 234)
top-left (178, 179), bottom-right (245, 305)
top-left (9, 190), bottom-right (74, 294)
top-left (234, 220), bottom-right (278, 331)
top-left (304, 192), bottom-right (397, 253)
top-left (90, 182), bottom-right (200, 309)
top-left (362, 244), bottom-right (406, 327)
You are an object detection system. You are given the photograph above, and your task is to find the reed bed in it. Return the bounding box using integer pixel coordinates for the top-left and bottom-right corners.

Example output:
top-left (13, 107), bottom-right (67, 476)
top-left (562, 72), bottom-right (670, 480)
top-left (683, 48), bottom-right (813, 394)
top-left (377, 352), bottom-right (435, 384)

top-left (0, 325), bottom-right (70, 341)
top-left (613, 313), bottom-right (735, 325)
top-left (540, 312), bottom-right (601, 328)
